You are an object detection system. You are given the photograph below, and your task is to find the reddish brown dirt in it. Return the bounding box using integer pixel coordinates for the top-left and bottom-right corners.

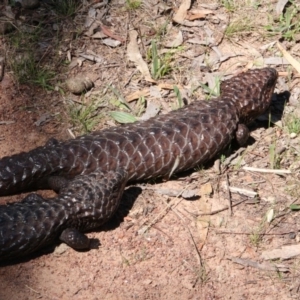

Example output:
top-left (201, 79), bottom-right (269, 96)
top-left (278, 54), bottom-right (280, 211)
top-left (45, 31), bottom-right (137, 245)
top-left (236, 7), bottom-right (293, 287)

top-left (0, 74), bottom-right (297, 300)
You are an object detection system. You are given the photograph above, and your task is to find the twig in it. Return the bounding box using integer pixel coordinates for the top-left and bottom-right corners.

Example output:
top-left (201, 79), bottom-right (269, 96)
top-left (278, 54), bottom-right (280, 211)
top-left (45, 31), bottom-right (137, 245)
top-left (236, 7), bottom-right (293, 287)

top-left (230, 257), bottom-right (289, 272)
top-left (67, 128), bottom-right (76, 139)
top-left (198, 198), bottom-right (249, 216)
top-left (123, 69), bottom-right (138, 88)
top-left (266, 198), bottom-right (297, 234)
top-left (223, 147), bottom-right (245, 167)
top-left (216, 229), bottom-right (299, 236)
top-left (229, 186), bottom-right (257, 198)
top-left (68, 98), bottom-right (87, 106)
top-left (79, 53), bottom-right (104, 63)
top-left (0, 121), bottom-right (15, 125)
top-left (98, 64), bottom-right (120, 69)
top-left (244, 169), bottom-right (275, 194)
top-left (225, 173), bottom-right (233, 216)
top-left (0, 57), bottom-right (5, 82)
top-left (163, 198), bottom-right (203, 268)
top-left (138, 197), bottom-right (183, 235)
top-left (243, 166), bottom-right (291, 174)
top-left (25, 285), bottom-right (41, 295)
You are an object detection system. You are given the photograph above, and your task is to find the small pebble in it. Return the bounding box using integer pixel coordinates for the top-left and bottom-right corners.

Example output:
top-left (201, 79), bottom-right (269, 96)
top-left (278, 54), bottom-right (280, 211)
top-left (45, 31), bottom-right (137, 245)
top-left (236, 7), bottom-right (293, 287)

top-left (290, 132), bottom-right (297, 139)
top-left (54, 243), bottom-right (69, 255)
top-left (289, 232), bottom-right (296, 239)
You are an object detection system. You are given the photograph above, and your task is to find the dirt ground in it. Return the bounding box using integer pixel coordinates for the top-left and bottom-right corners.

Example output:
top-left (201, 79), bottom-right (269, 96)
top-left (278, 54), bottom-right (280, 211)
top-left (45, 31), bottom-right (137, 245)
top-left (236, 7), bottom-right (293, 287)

top-left (1, 0), bottom-right (300, 299)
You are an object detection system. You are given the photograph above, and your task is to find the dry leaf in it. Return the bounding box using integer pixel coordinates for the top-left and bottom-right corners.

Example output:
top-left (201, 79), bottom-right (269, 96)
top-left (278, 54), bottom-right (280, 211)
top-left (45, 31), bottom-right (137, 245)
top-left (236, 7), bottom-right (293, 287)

top-left (102, 38), bottom-right (121, 47)
top-left (231, 257), bottom-right (289, 272)
top-left (276, 0), bottom-right (289, 15)
top-left (266, 208), bottom-right (274, 223)
top-left (187, 36), bottom-right (214, 46)
top-left (264, 57), bottom-right (289, 65)
top-left (163, 29), bottom-right (183, 48)
top-left (126, 89), bottom-right (150, 102)
top-left (190, 9), bottom-right (214, 15)
top-left (158, 83), bottom-right (183, 90)
top-left (200, 183), bottom-right (213, 196)
top-left (92, 31), bottom-right (107, 39)
top-left (100, 24), bottom-right (125, 42)
top-left (139, 102), bottom-right (160, 121)
top-left (261, 244), bottom-right (300, 260)
top-left (228, 186), bottom-right (257, 198)
top-left (85, 22), bottom-right (98, 37)
top-left (149, 87), bottom-right (162, 101)
top-left (181, 189), bottom-right (198, 199)
top-left (187, 13), bottom-right (206, 21)
top-left (84, 7), bottom-right (96, 28)
top-left (277, 41), bottom-right (300, 73)
top-left (79, 53), bottom-right (103, 63)
top-left (173, 0), bottom-right (191, 24)
top-left (180, 20), bottom-right (206, 27)
top-left (127, 30), bottom-right (155, 83)
top-left (34, 113), bottom-right (51, 126)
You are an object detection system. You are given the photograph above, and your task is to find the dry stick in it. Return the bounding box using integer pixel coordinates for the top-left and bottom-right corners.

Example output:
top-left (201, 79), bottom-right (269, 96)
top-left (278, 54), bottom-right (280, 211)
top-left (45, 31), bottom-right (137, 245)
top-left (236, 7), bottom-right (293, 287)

top-left (104, 265), bottom-right (120, 298)
top-left (266, 198), bottom-right (298, 235)
top-left (240, 140), bottom-right (276, 193)
top-left (162, 198), bottom-right (204, 268)
top-left (0, 121), bottom-right (15, 125)
top-left (25, 285), bottom-right (41, 295)
top-left (222, 147), bottom-right (245, 168)
top-left (198, 197), bottom-right (249, 216)
top-left (69, 98), bottom-right (87, 106)
top-left (216, 229), bottom-right (298, 236)
top-left (138, 197), bottom-right (183, 234)
top-left (243, 166), bottom-right (291, 175)
top-left (152, 224), bottom-right (174, 241)
top-left (139, 180), bottom-right (196, 199)
top-left (247, 150), bottom-right (265, 158)
top-left (217, 199), bottom-right (297, 237)
top-left (37, 45), bottom-right (51, 65)
top-left (98, 64), bottom-right (120, 69)
top-left (123, 69), bottom-right (138, 88)
top-left (0, 57), bottom-right (5, 82)
top-left (124, 10), bottom-right (138, 80)
top-left (290, 145), bottom-right (300, 155)
top-left (25, 284), bottom-right (54, 300)
top-left (225, 173), bottom-right (233, 216)
top-left (136, 25), bottom-right (146, 58)
top-left (244, 169), bottom-right (275, 194)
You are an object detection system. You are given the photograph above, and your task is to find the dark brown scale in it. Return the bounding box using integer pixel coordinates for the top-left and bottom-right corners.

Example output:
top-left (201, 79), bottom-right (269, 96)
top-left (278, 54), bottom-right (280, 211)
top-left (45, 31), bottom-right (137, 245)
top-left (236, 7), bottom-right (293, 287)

top-left (0, 68), bottom-right (278, 261)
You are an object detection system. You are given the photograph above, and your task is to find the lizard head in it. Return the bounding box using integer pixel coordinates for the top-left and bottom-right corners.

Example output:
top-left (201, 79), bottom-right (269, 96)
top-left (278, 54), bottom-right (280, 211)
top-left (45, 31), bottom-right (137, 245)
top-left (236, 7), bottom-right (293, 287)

top-left (220, 68), bottom-right (278, 124)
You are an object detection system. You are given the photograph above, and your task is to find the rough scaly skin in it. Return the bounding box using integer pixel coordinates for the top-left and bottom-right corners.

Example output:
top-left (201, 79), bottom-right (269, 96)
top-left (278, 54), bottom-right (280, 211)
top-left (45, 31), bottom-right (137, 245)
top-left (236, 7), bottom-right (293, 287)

top-left (0, 170), bottom-right (127, 260)
top-left (0, 68), bottom-right (278, 261)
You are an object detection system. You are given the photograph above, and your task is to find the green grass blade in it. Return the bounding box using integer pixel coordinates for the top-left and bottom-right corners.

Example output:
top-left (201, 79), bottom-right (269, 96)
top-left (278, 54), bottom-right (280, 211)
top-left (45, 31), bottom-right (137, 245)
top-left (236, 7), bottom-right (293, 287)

top-left (109, 111), bottom-right (137, 124)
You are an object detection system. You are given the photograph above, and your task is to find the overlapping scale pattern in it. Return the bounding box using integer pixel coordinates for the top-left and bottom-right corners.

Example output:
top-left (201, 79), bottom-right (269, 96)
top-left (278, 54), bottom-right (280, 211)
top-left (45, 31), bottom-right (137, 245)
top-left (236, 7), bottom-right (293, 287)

top-left (0, 68), bottom-right (278, 260)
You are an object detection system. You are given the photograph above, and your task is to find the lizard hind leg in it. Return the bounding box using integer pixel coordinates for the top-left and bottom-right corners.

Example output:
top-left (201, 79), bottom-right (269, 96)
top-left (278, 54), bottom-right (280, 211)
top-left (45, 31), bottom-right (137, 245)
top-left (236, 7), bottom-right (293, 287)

top-left (58, 169), bottom-right (128, 249)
